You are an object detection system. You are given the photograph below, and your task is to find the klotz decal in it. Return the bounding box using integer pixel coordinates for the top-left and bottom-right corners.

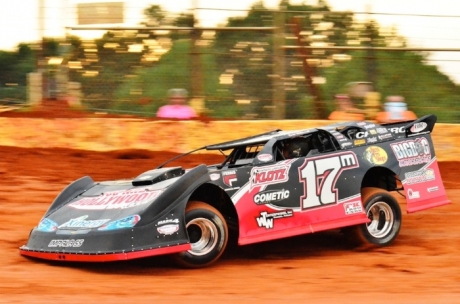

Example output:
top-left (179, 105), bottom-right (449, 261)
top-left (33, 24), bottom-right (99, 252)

top-left (250, 163), bottom-right (291, 190)
top-left (363, 146), bottom-right (388, 165)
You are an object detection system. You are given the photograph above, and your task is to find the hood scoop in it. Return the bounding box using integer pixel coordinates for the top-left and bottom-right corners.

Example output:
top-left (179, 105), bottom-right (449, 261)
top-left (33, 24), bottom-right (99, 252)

top-left (132, 167), bottom-right (185, 186)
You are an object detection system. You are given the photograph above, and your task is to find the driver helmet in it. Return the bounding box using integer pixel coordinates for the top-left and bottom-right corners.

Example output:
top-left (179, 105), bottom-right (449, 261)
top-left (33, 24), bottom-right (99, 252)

top-left (283, 138), bottom-right (309, 159)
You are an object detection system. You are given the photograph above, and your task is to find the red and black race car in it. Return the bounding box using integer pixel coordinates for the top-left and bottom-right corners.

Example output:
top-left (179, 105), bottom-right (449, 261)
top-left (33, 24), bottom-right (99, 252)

top-left (20, 114), bottom-right (450, 268)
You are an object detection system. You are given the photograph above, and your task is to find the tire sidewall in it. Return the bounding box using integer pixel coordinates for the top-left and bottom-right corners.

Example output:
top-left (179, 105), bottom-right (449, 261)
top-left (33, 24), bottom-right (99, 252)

top-left (178, 206), bottom-right (228, 267)
top-left (359, 192), bottom-right (402, 246)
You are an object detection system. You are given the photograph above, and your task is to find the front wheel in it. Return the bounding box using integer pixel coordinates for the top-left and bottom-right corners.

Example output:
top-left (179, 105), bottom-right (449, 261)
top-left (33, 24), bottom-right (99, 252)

top-left (348, 187), bottom-right (402, 247)
top-left (173, 201), bottom-right (228, 268)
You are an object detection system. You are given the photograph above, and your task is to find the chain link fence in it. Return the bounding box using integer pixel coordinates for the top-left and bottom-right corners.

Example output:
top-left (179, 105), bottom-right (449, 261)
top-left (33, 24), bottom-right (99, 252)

top-left (2, 6), bottom-right (460, 122)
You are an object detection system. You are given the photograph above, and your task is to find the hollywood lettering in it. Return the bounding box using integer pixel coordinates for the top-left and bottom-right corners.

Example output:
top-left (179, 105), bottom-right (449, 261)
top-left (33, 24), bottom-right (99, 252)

top-left (391, 138), bottom-right (431, 167)
top-left (69, 189), bottom-right (163, 210)
top-left (250, 164), bottom-right (290, 189)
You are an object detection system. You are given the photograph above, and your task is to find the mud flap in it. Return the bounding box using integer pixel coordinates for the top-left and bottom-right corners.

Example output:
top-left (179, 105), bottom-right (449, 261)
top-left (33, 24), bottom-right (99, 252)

top-left (404, 160), bottom-right (450, 213)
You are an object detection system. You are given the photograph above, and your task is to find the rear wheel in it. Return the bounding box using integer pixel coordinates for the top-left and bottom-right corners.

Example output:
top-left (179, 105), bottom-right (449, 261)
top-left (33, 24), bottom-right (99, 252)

top-left (348, 187), bottom-right (402, 247)
top-left (173, 201), bottom-right (228, 268)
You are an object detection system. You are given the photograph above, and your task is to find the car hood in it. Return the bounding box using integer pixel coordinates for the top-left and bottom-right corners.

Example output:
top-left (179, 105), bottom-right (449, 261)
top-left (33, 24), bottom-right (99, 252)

top-left (39, 166), bottom-right (187, 233)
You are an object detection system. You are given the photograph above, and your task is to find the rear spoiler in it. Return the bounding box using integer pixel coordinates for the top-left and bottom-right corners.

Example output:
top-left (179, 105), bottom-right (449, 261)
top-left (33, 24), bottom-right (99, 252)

top-left (382, 114), bottom-right (437, 138)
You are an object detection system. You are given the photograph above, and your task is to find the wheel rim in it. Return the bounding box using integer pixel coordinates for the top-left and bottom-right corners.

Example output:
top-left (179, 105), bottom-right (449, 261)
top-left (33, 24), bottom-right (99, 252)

top-left (186, 217), bottom-right (218, 256)
top-left (366, 201), bottom-right (394, 238)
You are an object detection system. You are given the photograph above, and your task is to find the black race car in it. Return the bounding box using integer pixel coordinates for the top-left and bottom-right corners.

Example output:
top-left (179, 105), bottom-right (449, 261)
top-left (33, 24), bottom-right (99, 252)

top-left (20, 114), bottom-right (450, 267)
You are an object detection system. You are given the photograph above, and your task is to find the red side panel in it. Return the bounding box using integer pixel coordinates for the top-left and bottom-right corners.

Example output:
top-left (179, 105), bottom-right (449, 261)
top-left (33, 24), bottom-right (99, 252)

top-left (403, 159), bottom-right (451, 213)
top-left (19, 243), bottom-right (191, 262)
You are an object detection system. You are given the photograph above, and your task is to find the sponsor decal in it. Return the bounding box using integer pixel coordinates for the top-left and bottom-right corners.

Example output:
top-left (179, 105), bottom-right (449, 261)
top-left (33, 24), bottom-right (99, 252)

top-left (363, 146), bottom-right (388, 165)
top-left (256, 209), bottom-right (293, 229)
top-left (366, 137), bottom-right (378, 144)
top-left (209, 173), bottom-right (220, 181)
top-left (427, 186), bottom-right (439, 193)
top-left (257, 153), bottom-right (273, 162)
top-left (69, 189), bottom-right (163, 210)
top-left (357, 122), bottom-right (366, 126)
top-left (369, 129), bottom-right (377, 135)
top-left (404, 168), bottom-right (435, 185)
top-left (391, 138), bottom-right (431, 167)
top-left (355, 132), bottom-right (368, 139)
top-left (354, 139), bottom-right (366, 146)
top-left (341, 142), bottom-right (352, 148)
top-left (250, 163), bottom-right (291, 190)
top-left (334, 134), bottom-right (345, 140)
top-left (389, 126), bottom-right (405, 134)
top-left (156, 218), bottom-right (180, 235)
top-left (407, 188), bottom-right (420, 199)
top-left (48, 239), bottom-right (84, 248)
top-left (157, 224), bottom-right (179, 235)
top-left (344, 201), bottom-right (363, 215)
top-left (410, 122), bottom-right (427, 133)
top-left (37, 218), bottom-right (58, 232)
top-left (223, 170), bottom-right (237, 187)
top-left (253, 189), bottom-right (290, 205)
top-left (59, 215), bottom-right (110, 229)
top-left (299, 152), bottom-right (359, 209)
top-left (376, 127), bottom-right (388, 134)
top-left (158, 218), bottom-right (180, 225)
top-left (98, 215), bottom-right (140, 231)
top-left (364, 124), bottom-right (376, 129)
top-left (378, 133), bottom-right (392, 140)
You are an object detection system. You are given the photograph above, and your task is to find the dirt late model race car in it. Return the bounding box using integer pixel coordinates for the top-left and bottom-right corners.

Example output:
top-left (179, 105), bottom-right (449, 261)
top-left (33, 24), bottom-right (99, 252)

top-left (20, 114), bottom-right (450, 268)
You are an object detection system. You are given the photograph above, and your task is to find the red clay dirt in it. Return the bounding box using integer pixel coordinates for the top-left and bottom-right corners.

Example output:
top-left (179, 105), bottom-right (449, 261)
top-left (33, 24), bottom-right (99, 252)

top-left (0, 146), bottom-right (459, 303)
top-left (1, 104), bottom-right (459, 303)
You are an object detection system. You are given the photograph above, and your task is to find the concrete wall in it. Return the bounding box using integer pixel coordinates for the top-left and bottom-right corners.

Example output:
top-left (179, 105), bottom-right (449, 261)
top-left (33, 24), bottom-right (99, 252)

top-left (0, 118), bottom-right (458, 161)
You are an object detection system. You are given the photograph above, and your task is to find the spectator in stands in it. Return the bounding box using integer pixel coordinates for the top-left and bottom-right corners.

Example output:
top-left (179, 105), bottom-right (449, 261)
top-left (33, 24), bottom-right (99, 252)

top-left (328, 94), bottom-right (365, 121)
top-left (156, 88), bottom-right (197, 119)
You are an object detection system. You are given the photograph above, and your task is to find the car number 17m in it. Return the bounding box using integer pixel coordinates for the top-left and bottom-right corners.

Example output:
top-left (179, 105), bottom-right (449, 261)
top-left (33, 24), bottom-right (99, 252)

top-left (299, 152), bottom-right (358, 209)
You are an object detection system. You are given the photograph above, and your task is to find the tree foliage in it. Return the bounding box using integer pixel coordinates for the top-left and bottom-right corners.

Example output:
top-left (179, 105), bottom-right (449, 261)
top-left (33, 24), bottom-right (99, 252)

top-left (1, 1), bottom-right (459, 121)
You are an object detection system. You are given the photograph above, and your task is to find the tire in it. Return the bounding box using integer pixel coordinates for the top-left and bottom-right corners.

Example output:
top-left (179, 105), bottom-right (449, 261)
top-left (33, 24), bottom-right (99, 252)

top-left (348, 187), bottom-right (402, 247)
top-left (173, 201), bottom-right (228, 268)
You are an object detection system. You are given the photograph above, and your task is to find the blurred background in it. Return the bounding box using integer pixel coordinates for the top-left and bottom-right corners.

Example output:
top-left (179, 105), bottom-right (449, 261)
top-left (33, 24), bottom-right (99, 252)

top-left (0, 0), bottom-right (459, 121)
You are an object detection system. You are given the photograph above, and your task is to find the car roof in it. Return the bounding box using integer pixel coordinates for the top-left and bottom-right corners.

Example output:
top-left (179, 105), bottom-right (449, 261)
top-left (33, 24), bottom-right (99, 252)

top-left (206, 128), bottom-right (316, 151)
top-left (205, 120), bottom-right (384, 151)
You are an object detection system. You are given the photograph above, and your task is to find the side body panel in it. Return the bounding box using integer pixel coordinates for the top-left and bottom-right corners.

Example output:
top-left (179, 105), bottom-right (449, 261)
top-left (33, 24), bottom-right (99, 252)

top-left (223, 126), bottom-right (449, 246)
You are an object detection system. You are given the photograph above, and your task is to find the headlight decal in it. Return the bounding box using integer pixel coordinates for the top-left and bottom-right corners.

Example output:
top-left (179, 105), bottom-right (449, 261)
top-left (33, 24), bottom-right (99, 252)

top-left (97, 215), bottom-right (141, 231)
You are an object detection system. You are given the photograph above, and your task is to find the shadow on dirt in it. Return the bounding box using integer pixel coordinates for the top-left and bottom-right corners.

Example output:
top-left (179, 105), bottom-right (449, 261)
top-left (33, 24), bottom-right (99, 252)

top-left (25, 229), bottom-right (371, 275)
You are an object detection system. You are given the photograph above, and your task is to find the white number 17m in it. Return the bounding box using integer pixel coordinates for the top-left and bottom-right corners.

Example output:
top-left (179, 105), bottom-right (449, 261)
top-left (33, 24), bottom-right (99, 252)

top-left (299, 152), bottom-right (358, 209)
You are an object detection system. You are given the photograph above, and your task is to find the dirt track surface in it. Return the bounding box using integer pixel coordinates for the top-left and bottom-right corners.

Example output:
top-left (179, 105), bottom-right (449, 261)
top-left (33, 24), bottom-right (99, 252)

top-left (1, 146), bottom-right (459, 303)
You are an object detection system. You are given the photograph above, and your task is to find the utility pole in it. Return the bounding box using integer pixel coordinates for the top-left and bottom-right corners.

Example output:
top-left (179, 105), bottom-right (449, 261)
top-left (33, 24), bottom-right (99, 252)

top-left (190, 0), bottom-right (204, 114)
top-left (291, 16), bottom-right (326, 119)
top-left (272, 9), bottom-right (285, 119)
